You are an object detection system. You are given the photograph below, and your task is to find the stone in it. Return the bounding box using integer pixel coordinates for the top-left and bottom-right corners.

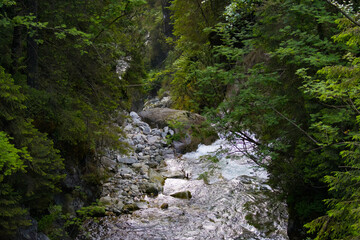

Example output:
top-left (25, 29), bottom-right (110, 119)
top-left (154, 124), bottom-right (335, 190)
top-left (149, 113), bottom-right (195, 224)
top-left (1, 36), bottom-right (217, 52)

top-left (170, 191), bottom-right (192, 200)
top-left (138, 108), bottom-right (204, 128)
top-left (115, 201), bottom-right (124, 210)
top-left (122, 174), bottom-right (133, 179)
top-left (100, 156), bottom-right (117, 171)
top-left (143, 94), bottom-right (172, 109)
top-left (130, 111), bottom-right (140, 119)
top-left (148, 169), bottom-right (164, 184)
top-left (135, 134), bottom-right (143, 141)
top-left (148, 136), bottom-right (160, 145)
top-left (118, 157), bottom-right (138, 164)
top-left (143, 183), bottom-right (159, 197)
top-left (152, 129), bottom-right (161, 136)
top-left (136, 144), bottom-right (145, 152)
top-left (155, 155), bottom-right (163, 162)
top-left (160, 203), bottom-right (169, 209)
top-left (99, 196), bottom-right (113, 205)
top-left (140, 125), bottom-right (151, 135)
top-left (161, 131), bottom-right (168, 138)
top-left (124, 124), bottom-right (133, 131)
top-left (130, 184), bottom-right (139, 192)
top-left (132, 163), bottom-right (143, 169)
top-left (136, 201), bottom-right (148, 209)
top-left (139, 155), bottom-right (151, 161)
top-left (123, 203), bottom-right (140, 213)
top-left (163, 148), bottom-right (174, 155)
top-left (147, 162), bottom-right (158, 168)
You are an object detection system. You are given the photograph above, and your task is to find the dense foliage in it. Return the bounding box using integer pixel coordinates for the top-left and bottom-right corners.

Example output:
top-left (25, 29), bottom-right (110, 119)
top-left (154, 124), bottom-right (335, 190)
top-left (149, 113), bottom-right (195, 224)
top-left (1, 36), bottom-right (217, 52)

top-left (156, 0), bottom-right (360, 239)
top-left (0, 0), bottom-right (147, 238)
top-left (1, 0), bottom-right (359, 239)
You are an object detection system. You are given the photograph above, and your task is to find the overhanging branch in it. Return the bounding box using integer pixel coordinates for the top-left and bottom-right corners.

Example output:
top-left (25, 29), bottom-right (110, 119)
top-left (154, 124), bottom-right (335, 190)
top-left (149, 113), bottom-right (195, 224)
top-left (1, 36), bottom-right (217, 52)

top-left (325, 0), bottom-right (360, 27)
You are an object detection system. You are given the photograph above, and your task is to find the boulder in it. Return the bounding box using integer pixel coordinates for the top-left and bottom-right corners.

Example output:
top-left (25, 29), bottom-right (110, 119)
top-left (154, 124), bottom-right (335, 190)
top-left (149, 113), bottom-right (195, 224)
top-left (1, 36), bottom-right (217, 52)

top-left (15, 217), bottom-right (51, 240)
top-left (139, 108), bottom-right (218, 153)
top-left (100, 156), bottom-right (117, 172)
top-left (123, 203), bottom-right (140, 213)
top-left (99, 196), bottom-right (113, 205)
top-left (141, 183), bottom-right (160, 197)
top-left (170, 191), bottom-right (192, 200)
top-left (138, 108), bottom-right (204, 128)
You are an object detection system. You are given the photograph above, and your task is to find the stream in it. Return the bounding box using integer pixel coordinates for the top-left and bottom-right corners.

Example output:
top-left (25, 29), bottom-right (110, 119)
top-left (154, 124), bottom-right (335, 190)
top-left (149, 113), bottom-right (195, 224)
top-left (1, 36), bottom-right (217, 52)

top-left (80, 125), bottom-right (289, 240)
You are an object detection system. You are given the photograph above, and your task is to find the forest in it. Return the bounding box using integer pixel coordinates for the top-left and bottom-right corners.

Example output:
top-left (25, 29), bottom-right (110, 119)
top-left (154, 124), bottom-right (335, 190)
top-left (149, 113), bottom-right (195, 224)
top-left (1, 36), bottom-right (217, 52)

top-left (0, 0), bottom-right (359, 239)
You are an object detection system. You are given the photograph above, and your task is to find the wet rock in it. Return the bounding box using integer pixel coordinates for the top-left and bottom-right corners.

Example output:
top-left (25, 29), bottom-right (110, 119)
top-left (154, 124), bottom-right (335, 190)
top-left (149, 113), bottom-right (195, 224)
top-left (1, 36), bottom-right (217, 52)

top-left (136, 201), bottom-right (148, 209)
top-left (142, 183), bottom-right (160, 197)
top-left (160, 203), bottom-right (169, 209)
top-left (123, 203), bottom-right (140, 213)
top-left (170, 191), bottom-right (192, 200)
top-left (148, 169), bottom-right (165, 185)
top-left (118, 157), bottom-right (138, 165)
top-left (140, 125), bottom-right (151, 135)
top-left (130, 111), bottom-right (140, 120)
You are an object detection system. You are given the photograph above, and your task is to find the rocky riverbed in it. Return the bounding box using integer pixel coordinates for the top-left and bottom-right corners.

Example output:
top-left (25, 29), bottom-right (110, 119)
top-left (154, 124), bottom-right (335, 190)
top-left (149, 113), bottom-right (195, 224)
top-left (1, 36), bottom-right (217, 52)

top-left (97, 111), bottom-right (176, 215)
top-left (77, 108), bottom-right (289, 239)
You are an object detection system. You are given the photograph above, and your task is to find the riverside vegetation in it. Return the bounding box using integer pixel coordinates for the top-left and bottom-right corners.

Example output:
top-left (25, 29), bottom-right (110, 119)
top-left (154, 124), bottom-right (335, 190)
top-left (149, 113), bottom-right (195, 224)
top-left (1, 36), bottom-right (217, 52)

top-left (0, 0), bottom-right (360, 239)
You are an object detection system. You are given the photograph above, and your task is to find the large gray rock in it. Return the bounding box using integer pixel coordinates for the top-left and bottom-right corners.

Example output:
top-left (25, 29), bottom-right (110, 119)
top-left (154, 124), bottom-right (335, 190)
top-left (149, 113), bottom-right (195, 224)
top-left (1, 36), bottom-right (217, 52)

top-left (16, 217), bottom-right (51, 240)
top-left (170, 191), bottom-right (192, 200)
top-left (138, 108), bottom-right (204, 128)
top-left (100, 156), bottom-right (117, 172)
top-left (139, 108), bottom-right (218, 153)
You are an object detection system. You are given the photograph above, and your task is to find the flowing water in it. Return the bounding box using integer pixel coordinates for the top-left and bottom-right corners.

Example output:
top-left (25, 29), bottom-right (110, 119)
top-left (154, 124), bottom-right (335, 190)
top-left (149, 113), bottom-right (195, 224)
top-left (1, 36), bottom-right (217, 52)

top-left (82, 139), bottom-right (288, 240)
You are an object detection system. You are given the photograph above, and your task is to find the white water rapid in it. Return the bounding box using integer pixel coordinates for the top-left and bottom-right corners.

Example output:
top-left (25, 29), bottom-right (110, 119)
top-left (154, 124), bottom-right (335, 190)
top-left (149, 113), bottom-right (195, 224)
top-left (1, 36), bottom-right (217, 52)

top-left (81, 138), bottom-right (288, 240)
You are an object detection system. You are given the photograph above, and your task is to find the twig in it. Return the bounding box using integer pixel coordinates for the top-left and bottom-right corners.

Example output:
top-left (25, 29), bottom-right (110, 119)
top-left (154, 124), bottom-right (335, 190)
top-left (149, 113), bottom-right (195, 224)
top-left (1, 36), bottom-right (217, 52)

top-left (270, 106), bottom-right (320, 145)
top-left (325, 0), bottom-right (360, 27)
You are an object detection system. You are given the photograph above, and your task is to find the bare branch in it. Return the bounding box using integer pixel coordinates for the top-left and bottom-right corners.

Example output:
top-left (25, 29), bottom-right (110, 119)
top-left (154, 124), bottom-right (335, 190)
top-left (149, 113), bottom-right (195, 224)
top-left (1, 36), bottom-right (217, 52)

top-left (270, 106), bottom-right (320, 145)
top-left (325, 0), bottom-right (360, 27)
